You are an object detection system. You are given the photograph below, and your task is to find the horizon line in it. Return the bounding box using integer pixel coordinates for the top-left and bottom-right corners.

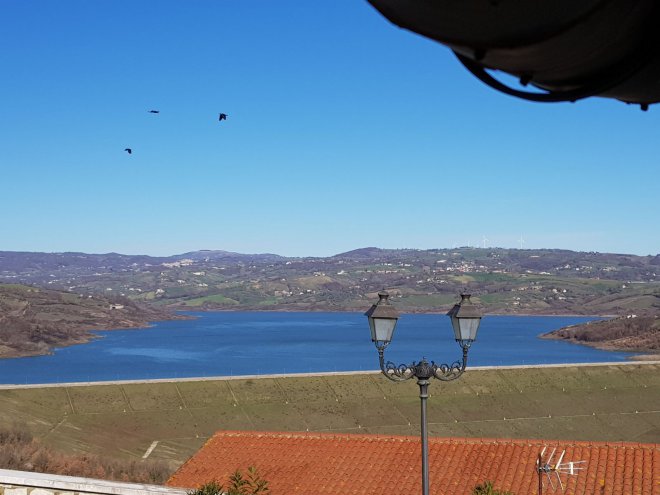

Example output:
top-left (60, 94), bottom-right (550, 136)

top-left (1, 245), bottom-right (658, 259)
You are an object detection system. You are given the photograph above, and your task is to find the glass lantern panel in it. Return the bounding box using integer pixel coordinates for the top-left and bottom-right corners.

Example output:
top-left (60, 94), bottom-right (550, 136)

top-left (450, 315), bottom-right (461, 340)
top-left (457, 317), bottom-right (481, 341)
top-left (371, 317), bottom-right (397, 343)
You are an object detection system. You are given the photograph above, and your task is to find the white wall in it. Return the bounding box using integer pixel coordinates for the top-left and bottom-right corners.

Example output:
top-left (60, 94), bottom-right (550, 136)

top-left (0, 469), bottom-right (187, 495)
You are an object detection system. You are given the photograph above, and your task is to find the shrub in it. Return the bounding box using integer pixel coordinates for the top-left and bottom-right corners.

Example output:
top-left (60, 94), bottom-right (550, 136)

top-left (0, 424), bottom-right (172, 484)
top-left (189, 467), bottom-right (270, 495)
top-left (189, 480), bottom-right (224, 495)
top-left (473, 480), bottom-right (514, 495)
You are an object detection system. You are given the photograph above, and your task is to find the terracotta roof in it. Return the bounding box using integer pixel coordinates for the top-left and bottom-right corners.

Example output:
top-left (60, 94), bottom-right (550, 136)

top-left (167, 431), bottom-right (659, 495)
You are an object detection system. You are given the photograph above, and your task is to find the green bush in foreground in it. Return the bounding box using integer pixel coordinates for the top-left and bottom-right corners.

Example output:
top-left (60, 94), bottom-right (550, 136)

top-left (190, 467), bottom-right (270, 495)
top-left (189, 480), bottom-right (224, 495)
top-left (473, 480), bottom-right (514, 495)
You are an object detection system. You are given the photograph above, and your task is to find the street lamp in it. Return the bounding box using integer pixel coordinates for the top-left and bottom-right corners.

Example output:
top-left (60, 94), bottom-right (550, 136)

top-left (365, 291), bottom-right (482, 495)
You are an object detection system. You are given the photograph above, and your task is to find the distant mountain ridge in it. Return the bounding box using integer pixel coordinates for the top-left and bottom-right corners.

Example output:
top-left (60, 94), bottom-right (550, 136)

top-left (1, 247), bottom-right (658, 272)
top-left (1, 247), bottom-right (658, 358)
top-left (0, 249), bottom-right (285, 276)
top-left (0, 247), bottom-right (658, 315)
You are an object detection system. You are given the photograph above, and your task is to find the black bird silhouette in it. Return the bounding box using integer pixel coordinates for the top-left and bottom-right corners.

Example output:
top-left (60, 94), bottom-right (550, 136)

top-left (148, 110), bottom-right (160, 114)
top-left (124, 148), bottom-right (132, 154)
top-left (218, 113), bottom-right (228, 121)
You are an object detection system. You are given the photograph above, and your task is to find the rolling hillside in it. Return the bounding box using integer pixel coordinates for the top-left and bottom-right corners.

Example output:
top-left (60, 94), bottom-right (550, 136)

top-left (0, 364), bottom-right (657, 471)
top-left (0, 284), bottom-right (181, 358)
top-left (1, 248), bottom-right (658, 315)
top-left (1, 248), bottom-right (658, 358)
top-left (544, 314), bottom-right (660, 355)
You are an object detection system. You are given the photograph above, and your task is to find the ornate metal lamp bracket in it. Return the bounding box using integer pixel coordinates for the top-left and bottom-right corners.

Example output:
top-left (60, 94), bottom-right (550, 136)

top-left (378, 346), bottom-right (469, 383)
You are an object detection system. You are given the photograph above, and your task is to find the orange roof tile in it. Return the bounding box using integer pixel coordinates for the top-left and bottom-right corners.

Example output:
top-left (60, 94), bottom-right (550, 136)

top-left (167, 431), bottom-right (660, 495)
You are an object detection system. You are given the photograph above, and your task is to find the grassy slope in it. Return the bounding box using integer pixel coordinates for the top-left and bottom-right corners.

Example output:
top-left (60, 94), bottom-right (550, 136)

top-left (0, 364), bottom-right (658, 472)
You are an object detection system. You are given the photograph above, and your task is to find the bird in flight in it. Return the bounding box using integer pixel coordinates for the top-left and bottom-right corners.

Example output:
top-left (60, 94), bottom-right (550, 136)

top-left (148, 110), bottom-right (160, 114)
top-left (124, 148), bottom-right (132, 154)
top-left (218, 113), bottom-right (228, 121)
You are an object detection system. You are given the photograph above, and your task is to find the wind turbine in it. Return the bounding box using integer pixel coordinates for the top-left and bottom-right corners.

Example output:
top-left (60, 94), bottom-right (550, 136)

top-left (519, 235), bottom-right (526, 250)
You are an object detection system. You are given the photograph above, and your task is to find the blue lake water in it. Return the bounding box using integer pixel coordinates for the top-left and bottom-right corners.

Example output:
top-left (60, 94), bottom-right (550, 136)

top-left (0, 312), bottom-right (637, 385)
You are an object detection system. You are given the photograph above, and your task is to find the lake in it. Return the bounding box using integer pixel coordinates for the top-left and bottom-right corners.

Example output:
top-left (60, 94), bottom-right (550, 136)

top-left (0, 312), bottom-right (636, 385)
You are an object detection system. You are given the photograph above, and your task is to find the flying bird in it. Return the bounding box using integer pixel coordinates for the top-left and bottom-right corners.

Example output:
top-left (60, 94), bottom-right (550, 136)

top-left (218, 113), bottom-right (228, 121)
top-left (124, 148), bottom-right (132, 154)
top-left (148, 110), bottom-right (160, 114)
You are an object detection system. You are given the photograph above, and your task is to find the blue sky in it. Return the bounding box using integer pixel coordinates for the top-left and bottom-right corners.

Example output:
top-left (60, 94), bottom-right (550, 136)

top-left (2, 1), bottom-right (659, 257)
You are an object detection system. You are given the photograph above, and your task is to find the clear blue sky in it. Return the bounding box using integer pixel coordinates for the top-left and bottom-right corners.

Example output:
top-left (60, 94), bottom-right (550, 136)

top-left (2, 1), bottom-right (658, 257)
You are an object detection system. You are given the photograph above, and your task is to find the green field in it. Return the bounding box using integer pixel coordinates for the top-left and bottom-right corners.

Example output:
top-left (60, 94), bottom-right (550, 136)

top-left (0, 364), bottom-right (658, 471)
top-left (182, 294), bottom-right (239, 306)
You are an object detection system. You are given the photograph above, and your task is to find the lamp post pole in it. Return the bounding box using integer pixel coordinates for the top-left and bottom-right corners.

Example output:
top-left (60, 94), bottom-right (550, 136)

top-left (419, 372), bottom-right (431, 495)
top-left (366, 291), bottom-right (482, 495)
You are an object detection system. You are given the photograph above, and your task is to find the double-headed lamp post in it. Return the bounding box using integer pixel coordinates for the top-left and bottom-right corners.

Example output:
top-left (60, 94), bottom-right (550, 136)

top-left (365, 291), bottom-right (482, 495)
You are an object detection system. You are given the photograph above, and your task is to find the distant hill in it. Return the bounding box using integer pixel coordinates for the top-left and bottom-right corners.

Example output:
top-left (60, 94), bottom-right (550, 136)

top-left (0, 250), bottom-right (281, 280)
top-left (0, 284), bottom-right (181, 358)
top-left (0, 247), bottom-right (658, 316)
top-left (1, 247), bottom-right (659, 357)
top-left (332, 247), bottom-right (387, 259)
top-left (178, 249), bottom-right (285, 263)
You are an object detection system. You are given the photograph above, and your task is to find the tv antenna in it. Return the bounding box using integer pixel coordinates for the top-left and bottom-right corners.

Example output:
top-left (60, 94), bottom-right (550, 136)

top-left (536, 446), bottom-right (586, 495)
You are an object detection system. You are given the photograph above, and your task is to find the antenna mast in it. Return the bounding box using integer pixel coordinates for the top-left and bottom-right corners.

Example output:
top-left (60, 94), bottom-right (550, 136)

top-left (536, 446), bottom-right (586, 495)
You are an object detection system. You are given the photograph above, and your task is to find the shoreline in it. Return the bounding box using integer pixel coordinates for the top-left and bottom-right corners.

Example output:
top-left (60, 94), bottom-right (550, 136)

top-left (541, 331), bottom-right (660, 361)
top-left (540, 313), bottom-right (659, 359)
top-left (0, 310), bottom-right (616, 361)
top-left (0, 313), bottom-right (193, 360)
top-left (176, 306), bottom-right (613, 318)
top-left (1, 360), bottom-right (658, 389)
